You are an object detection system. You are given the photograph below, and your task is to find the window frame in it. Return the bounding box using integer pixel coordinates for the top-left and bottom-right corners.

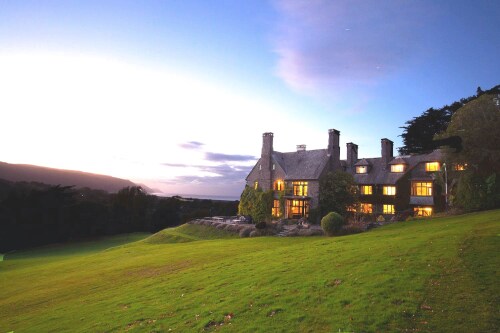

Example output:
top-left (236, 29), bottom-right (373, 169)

top-left (360, 185), bottom-right (373, 195)
top-left (356, 166), bottom-right (368, 174)
top-left (414, 206), bottom-right (433, 217)
top-left (383, 204), bottom-right (395, 214)
top-left (360, 203), bottom-right (373, 214)
top-left (390, 164), bottom-right (405, 173)
top-left (425, 162), bottom-right (440, 172)
top-left (411, 181), bottom-right (433, 196)
top-left (383, 186), bottom-right (396, 195)
top-left (292, 181), bottom-right (308, 196)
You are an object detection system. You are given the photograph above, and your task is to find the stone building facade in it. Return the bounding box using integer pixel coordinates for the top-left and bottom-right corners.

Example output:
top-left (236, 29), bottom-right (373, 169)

top-left (245, 129), bottom-right (446, 220)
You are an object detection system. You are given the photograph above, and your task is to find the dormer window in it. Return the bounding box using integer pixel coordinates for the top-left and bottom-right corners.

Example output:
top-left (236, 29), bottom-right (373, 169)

top-left (425, 162), bottom-right (440, 172)
top-left (391, 164), bottom-right (405, 173)
top-left (356, 166), bottom-right (368, 174)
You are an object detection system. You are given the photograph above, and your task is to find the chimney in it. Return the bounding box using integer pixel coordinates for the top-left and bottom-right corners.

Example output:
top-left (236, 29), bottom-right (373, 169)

top-left (346, 142), bottom-right (358, 172)
top-left (328, 129), bottom-right (340, 171)
top-left (260, 132), bottom-right (274, 190)
top-left (296, 144), bottom-right (306, 152)
top-left (381, 138), bottom-right (393, 170)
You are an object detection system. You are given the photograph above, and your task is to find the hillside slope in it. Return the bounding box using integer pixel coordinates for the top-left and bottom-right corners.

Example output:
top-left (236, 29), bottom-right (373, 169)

top-left (0, 161), bottom-right (138, 193)
top-left (0, 210), bottom-right (498, 332)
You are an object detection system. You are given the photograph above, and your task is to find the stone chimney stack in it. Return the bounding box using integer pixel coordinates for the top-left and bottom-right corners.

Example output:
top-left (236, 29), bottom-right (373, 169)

top-left (381, 138), bottom-right (393, 170)
top-left (260, 132), bottom-right (274, 190)
top-left (328, 129), bottom-right (341, 171)
top-left (296, 144), bottom-right (306, 152)
top-left (346, 142), bottom-right (358, 172)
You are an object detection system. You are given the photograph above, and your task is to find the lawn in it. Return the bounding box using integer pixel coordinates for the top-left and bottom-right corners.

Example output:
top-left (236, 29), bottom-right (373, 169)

top-left (0, 210), bottom-right (498, 332)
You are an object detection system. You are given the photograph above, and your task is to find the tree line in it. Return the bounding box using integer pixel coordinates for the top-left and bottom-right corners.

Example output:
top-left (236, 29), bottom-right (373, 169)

top-left (0, 180), bottom-right (237, 252)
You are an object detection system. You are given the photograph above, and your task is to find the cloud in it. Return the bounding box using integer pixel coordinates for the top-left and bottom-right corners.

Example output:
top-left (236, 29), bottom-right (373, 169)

top-left (178, 141), bottom-right (205, 149)
top-left (273, 0), bottom-right (426, 94)
top-left (205, 152), bottom-right (256, 162)
top-left (161, 164), bottom-right (253, 185)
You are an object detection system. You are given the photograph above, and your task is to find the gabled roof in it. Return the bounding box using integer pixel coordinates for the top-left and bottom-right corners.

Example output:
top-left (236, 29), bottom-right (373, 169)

top-left (354, 158), bottom-right (371, 166)
top-left (273, 149), bottom-right (329, 180)
top-left (389, 157), bottom-right (408, 165)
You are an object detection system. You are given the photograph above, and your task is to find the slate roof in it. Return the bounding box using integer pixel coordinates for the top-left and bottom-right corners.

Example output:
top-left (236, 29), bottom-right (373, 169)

top-left (354, 158), bottom-right (371, 166)
top-left (389, 157), bottom-right (408, 165)
top-left (351, 150), bottom-right (443, 185)
top-left (272, 149), bottom-right (329, 180)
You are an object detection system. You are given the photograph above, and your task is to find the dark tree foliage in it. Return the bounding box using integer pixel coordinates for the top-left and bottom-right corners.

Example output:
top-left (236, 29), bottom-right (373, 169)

top-left (319, 171), bottom-right (359, 217)
top-left (0, 181), bottom-right (238, 252)
top-left (398, 85), bottom-right (499, 155)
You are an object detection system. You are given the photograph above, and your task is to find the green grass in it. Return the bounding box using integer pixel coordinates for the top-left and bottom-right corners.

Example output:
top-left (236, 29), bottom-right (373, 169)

top-left (4, 232), bottom-right (150, 262)
top-left (0, 210), bottom-right (498, 332)
top-left (145, 224), bottom-right (238, 244)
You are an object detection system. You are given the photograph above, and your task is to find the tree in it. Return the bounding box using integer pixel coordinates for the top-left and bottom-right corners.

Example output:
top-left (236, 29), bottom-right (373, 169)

top-left (238, 186), bottom-right (273, 222)
top-left (439, 91), bottom-right (500, 211)
top-left (319, 171), bottom-right (359, 217)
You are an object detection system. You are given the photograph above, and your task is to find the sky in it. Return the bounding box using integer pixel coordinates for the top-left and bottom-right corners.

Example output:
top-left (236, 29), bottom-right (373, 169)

top-left (0, 0), bottom-right (499, 199)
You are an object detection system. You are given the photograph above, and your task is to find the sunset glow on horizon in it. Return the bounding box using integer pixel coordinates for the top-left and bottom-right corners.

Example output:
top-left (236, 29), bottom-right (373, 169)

top-left (1, 1), bottom-right (499, 198)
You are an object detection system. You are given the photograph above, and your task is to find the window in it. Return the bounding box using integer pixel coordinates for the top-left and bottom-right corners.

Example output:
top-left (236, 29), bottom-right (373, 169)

top-left (287, 199), bottom-right (309, 218)
top-left (411, 182), bottom-right (432, 196)
top-left (274, 180), bottom-right (284, 191)
top-left (360, 185), bottom-right (373, 195)
top-left (356, 166), bottom-right (367, 174)
top-left (383, 204), bottom-right (395, 214)
top-left (259, 164), bottom-right (262, 170)
top-left (391, 164), bottom-right (405, 172)
top-left (360, 203), bottom-right (373, 214)
top-left (272, 200), bottom-right (280, 217)
top-left (292, 181), bottom-right (308, 196)
top-left (347, 205), bottom-right (357, 212)
top-left (414, 206), bottom-right (433, 217)
top-left (454, 163), bottom-right (467, 171)
top-left (272, 164), bottom-right (276, 170)
top-left (383, 186), bottom-right (396, 195)
top-left (425, 162), bottom-right (440, 172)
top-left (254, 181), bottom-right (259, 190)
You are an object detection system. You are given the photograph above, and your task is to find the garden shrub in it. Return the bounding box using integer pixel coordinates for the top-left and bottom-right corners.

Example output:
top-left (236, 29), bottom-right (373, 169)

top-left (255, 221), bottom-right (267, 229)
top-left (321, 212), bottom-right (346, 236)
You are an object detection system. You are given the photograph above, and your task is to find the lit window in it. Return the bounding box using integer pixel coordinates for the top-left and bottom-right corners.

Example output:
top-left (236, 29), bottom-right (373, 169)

top-left (347, 205), bottom-right (357, 212)
top-left (383, 204), bottom-right (395, 214)
top-left (272, 200), bottom-right (280, 217)
top-left (454, 163), bottom-right (467, 171)
top-left (356, 166), bottom-right (367, 174)
top-left (254, 181), bottom-right (259, 190)
top-left (425, 162), bottom-right (440, 172)
top-left (391, 164), bottom-right (405, 172)
top-left (383, 186), bottom-right (396, 195)
top-left (287, 199), bottom-right (309, 218)
top-left (414, 206), bottom-right (433, 217)
top-left (274, 180), bottom-right (284, 191)
top-left (360, 203), bottom-right (373, 214)
top-left (292, 181), bottom-right (308, 196)
top-left (360, 185), bottom-right (372, 195)
top-left (411, 182), bottom-right (432, 196)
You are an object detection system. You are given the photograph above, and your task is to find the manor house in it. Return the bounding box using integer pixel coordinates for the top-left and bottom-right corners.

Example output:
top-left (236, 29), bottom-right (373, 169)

top-left (245, 130), bottom-right (446, 220)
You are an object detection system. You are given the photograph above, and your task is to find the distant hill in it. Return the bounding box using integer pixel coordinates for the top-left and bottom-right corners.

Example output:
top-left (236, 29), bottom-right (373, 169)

top-left (0, 161), bottom-right (141, 193)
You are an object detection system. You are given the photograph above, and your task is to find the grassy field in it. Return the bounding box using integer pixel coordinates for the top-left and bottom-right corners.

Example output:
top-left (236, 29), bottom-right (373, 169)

top-left (0, 211), bottom-right (498, 332)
